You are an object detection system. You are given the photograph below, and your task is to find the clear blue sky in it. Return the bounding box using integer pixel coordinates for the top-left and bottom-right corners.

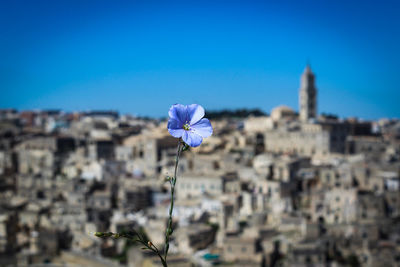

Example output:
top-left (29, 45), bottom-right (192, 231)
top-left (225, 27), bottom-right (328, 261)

top-left (1, 0), bottom-right (399, 119)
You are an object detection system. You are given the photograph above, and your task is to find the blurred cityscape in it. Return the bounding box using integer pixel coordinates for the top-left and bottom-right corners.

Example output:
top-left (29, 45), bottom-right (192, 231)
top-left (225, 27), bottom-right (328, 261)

top-left (1, 65), bottom-right (400, 267)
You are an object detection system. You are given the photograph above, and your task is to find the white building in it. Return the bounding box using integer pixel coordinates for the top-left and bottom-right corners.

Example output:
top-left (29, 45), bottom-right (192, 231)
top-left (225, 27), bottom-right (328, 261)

top-left (176, 175), bottom-right (223, 200)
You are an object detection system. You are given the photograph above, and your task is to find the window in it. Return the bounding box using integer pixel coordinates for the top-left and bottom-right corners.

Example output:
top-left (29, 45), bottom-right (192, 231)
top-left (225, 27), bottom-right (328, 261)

top-left (188, 160), bottom-right (193, 170)
top-left (326, 174), bottom-right (331, 182)
top-left (362, 232), bottom-right (368, 239)
top-left (213, 161), bottom-right (220, 170)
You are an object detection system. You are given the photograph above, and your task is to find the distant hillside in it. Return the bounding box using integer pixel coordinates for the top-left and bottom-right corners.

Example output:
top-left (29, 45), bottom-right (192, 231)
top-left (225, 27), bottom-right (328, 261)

top-left (205, 108), bottom-right (267, 120)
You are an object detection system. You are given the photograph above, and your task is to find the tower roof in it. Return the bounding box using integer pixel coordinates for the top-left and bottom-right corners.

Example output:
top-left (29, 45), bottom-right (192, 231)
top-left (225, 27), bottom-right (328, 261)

top-left (304, 64), bottom-right (313, 75)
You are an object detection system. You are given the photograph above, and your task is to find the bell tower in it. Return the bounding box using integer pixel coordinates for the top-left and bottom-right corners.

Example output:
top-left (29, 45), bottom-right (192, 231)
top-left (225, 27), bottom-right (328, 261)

top-left (299, 64), bottom-right (317, 122)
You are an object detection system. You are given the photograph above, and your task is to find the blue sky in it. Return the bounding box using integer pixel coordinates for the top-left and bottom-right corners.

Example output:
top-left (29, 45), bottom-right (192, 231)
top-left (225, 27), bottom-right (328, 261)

top-left (1, 0), bottom-right (399, 119)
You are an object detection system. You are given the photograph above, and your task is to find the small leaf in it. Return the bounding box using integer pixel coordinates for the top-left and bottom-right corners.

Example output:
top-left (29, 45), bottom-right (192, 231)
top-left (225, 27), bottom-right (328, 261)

top-left (113, 233), bottom-right (121, 239)
top-left (182, 143), bottom-right (190, 151)
top-left (94, 232), bottom-right (113, 238)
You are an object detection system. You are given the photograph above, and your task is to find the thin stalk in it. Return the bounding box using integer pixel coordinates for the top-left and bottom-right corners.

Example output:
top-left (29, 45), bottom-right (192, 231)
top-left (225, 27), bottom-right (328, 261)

top-left (135, 234), bottom-right (166, 266)
top-left (164, 139), bottom-right (183, 264)
top-left (95, 139), bottom-right (185, 267)
top-left (148, 243), bottom-right (167, 267)
top-left (94, 231), bottom-right (167, 266)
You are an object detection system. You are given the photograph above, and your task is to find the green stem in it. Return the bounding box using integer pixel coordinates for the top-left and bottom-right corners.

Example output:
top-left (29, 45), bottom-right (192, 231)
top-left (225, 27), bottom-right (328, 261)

top-left (95, 231), bottom-right (167, 266)
top-left (164, 139), bottom-right (183, 264)
top-left (134, 235), bottom-right (166, 266)
top-left (95, 140), bottom-right (185, 267)
top-left (150, 243), bottom-right (167, 267)
top-left (146, 242), bottom-right (167, 266)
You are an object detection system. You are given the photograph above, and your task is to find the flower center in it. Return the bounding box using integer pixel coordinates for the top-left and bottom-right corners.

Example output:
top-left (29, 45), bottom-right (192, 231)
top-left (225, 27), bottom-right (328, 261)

top-left (183, 123), bottom-right (191, 131)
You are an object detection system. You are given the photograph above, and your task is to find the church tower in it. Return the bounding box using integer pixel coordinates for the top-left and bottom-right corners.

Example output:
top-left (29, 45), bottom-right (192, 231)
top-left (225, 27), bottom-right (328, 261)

top-left (299, 64), bottom-right (317, 122)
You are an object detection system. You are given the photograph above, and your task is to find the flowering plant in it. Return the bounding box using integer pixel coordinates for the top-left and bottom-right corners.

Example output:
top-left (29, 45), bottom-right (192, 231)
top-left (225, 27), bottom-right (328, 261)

top-left (95, 104), bottom-right (212, 267)
top-left (167, 104), bottom-right (213, 147)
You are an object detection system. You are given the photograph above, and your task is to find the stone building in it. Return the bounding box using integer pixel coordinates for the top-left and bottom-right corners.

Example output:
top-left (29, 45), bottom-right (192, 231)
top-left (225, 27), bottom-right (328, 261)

top-left (175, 223), bottom-right (216, 254)
top-left (176, 174), bottom-right (223, 200)
top-left (118, 178), bottom-right (153, 212)
top-left (123, 132), bottom-right (177, 177)
top-left (262, 65), bottom-right (372, 157)
top-left (271, 105), bottom-right (297, 122)
top-left (299, 64), bottom-right (317, 122)
top-left (222, 235), bottom-right (263, 264)
top-left (310, 188), bottom-right (358, 224)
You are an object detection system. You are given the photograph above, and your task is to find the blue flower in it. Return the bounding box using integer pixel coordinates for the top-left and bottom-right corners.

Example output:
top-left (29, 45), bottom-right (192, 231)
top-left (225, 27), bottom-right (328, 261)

top-left (167, 104), bottom-right (213, 147)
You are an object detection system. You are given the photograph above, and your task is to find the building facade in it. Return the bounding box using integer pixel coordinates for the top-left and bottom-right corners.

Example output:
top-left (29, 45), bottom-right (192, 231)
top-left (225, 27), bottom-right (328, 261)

top-left (299, 64), bottom-right (317, 122)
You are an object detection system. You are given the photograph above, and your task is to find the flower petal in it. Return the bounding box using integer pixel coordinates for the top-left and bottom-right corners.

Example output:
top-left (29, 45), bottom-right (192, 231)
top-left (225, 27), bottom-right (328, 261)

top-left (168, 104), bottom-right (187, 124)
top-left (167, 118), bottom-right (184, 138)
top-left (187, 104), bottom-right (205, 125)
top-left (191, 118), bottom-right (213, 138)
top-left (182, 131), bottom-right (203, 147)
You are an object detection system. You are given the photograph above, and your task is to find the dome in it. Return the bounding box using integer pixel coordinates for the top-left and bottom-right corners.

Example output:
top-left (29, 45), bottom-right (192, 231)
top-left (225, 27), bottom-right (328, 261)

top-left (271, 105), bottom-right (296, 121)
